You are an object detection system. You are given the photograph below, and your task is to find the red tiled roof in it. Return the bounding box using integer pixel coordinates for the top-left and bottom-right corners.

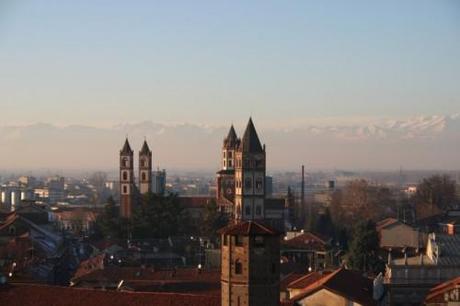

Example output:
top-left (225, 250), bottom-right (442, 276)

top-left (282, 232), bottom-right (327, 250)
top-left (73, 254), bottom-right (106, 279)
top-left (73, 266), bottom-right (220, 286)
top-left (289, 268), bottom-right (376, 306)
top-left (425, 276), bottom-right (460, 303)
top-left (0, 283), bottom-right (220, 306)
top-left (218, 221), bottom-right (280, 236)
top-left (375, 218), bottom-right (399, 232)
top-left (280, 272), bottom-right (304, 291)
top-left (178, 196), bottom-right (214, 209)
top-left (287, 271), bottom-right (333, 289)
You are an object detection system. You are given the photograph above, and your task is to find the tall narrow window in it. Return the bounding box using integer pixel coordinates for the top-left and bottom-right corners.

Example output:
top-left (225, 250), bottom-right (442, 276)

top-left (235, 260), bottom-right (242, 274)
top-left (142, 172), bottom-right (146, 181)
top-left (245, 205), bottom-right (251, 216)
top-left (123, 171), bottom-right (128, 181)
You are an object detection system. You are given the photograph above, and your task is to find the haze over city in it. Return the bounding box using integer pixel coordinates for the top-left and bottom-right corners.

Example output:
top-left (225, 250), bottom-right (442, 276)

top-left (1, 1), bottom-right (459, 171)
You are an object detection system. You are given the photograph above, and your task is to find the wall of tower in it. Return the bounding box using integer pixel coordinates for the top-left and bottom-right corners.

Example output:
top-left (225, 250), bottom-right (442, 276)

top-left (138, 153), bottom-right (152, 194)
top-left (120, 153), bottom-right (134, 219)
top-left (234, 150), bottom-right (266, 221)
top-left (221, 233), bottom-right (280, 306)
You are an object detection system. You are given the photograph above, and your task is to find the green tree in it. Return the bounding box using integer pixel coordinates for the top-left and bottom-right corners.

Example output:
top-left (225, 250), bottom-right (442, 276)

top-left (414, 174), bottom-right (458, 211)
top-left (200, 199), bottom-right (228, 241)
top-left (314, 208), bottom-right (335, 239)
top-left (96, 196), bottom-right (120, 239)
top-left (132, 193), bottom-right (190, 239)
top-left (347, 220), bottom-right (383, 273)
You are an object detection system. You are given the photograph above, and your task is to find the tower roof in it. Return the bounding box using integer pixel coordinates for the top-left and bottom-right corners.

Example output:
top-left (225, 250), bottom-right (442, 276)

top-left (240, 117), bottom-right (263, 153)
top-left (140, 140), bottom-right (151, 155)
top-left (218, 221), bottom-right (280, 236)
top-left (223, 125), bottom-right (238, 148)
top-left (120, 138), bottom-right (133, 155)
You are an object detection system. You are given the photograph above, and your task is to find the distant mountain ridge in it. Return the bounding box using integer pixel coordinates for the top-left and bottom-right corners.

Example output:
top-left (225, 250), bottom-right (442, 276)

top-left (0, 114), bottom-right (459, 170)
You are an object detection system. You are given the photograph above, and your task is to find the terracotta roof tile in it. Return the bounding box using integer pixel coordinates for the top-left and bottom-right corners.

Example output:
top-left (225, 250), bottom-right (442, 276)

top-left (0, 283), bottom-right (220, 306)
top-left (289, 268), bottom-right (376, 306)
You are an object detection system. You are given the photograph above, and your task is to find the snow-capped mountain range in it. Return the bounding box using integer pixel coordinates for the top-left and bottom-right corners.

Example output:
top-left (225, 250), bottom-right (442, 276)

top-left (0, 114), bottom-right (459, 170)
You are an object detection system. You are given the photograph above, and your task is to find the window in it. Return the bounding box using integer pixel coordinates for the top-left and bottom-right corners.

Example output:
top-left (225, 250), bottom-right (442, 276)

top-left (235, 235), bottom-right (243, 246)
top-left (122, 158), bottom-right (129, 167)
top-left (223, 235), bottom-right (228, 246)
top-left (245, 205), bottom-right (251, 216)
top-left (256, 205), bottom-right (262, 216)
top-left (228, 151), bottom-right (233, 158)
top-left (254, 236), bottom-right (264, 247)
top-left (245, 178), bottom-right (252, 189)
top-left (256, 178), bottom-right (263, 190)
top-left (255, 158), bottom-right (263, 168)
top-left (142, 172), bottom-right (146, 181)
top-left (228, 160), bottom-right (233, 168)
top-left (235, 260), bottom-right (242, 274)
top-left (123, 171), bottom-right (128, 181)
top-left (9, 226), bottom-right (16, 235)
top-left (123, 185), bottom-right (128, 194)
top-left (141, 159), bottom-right (146, 167)
top-left (223, 160), bottom-right (226, 167)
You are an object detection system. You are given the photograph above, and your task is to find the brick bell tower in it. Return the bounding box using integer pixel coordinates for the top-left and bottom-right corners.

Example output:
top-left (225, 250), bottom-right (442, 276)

top-left (139, 140), bottom-right (152, 195)
top-left (120, 138), bottom-right (134, 219)
top-left (234, 118), bottom-right (266, 222)
top-left (220, 222), bottom-right (281, 306)
top-left (216, 125), bottom-right (239, 213)
top-left (220, 118), bottom-right (280, 306)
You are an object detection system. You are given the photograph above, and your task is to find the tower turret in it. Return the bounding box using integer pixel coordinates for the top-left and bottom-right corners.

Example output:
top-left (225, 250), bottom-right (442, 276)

top-left (120, 138), bottom-right (134, 218)
top-left (217, 125), bottom-right (239, 210)
top-left (234, 118), bottom-right (266, 221)
top-left (139, 140), bottom-right (152, 194)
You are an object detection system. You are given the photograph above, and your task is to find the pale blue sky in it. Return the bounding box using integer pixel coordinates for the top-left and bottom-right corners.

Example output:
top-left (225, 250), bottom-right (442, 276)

top-left (1, 1), bottom-right (459, 127)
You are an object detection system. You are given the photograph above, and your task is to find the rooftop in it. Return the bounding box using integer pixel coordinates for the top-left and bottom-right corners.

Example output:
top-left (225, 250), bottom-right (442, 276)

top-left (218, 221), bottom-right (280, 236)
top-left (0, 283), bottom-right (220, 306)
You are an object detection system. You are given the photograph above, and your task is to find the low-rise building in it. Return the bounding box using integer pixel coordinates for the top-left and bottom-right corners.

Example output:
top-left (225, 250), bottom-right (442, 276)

top-left (385, 233), bottom-right (460, 305)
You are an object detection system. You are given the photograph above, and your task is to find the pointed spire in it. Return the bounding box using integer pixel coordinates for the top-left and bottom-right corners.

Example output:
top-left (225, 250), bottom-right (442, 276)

top-left (240, 117), bottom-right (263, 153)
top-left (224, 125), bottom-right (238, 148)
top-left (140, 140), bottom-right (151, 155)
top-left (121, 138), bottom-right (133, 155)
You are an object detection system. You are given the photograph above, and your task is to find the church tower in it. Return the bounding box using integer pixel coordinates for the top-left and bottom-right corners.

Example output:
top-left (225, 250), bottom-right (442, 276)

top-left (139, 140), bottom-right (152, 194)
top-left (220, 118), bottom-right (280, 306)
top-left (234, 118), bottom-right (266, 221)
top-left (216, 125), bottom-right (239, 212)
top-left (120, 138), bottom-right (134, 219)
top-left (220, 222), bottom-right (280, 306)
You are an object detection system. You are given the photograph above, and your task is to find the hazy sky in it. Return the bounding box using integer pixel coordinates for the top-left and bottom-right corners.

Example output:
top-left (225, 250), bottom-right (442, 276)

top-left (1, 1), bottom-right (459, 128)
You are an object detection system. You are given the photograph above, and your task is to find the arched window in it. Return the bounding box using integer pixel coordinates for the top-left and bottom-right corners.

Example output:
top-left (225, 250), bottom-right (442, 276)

top-left (123, 171), bottom-right (128, 181)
